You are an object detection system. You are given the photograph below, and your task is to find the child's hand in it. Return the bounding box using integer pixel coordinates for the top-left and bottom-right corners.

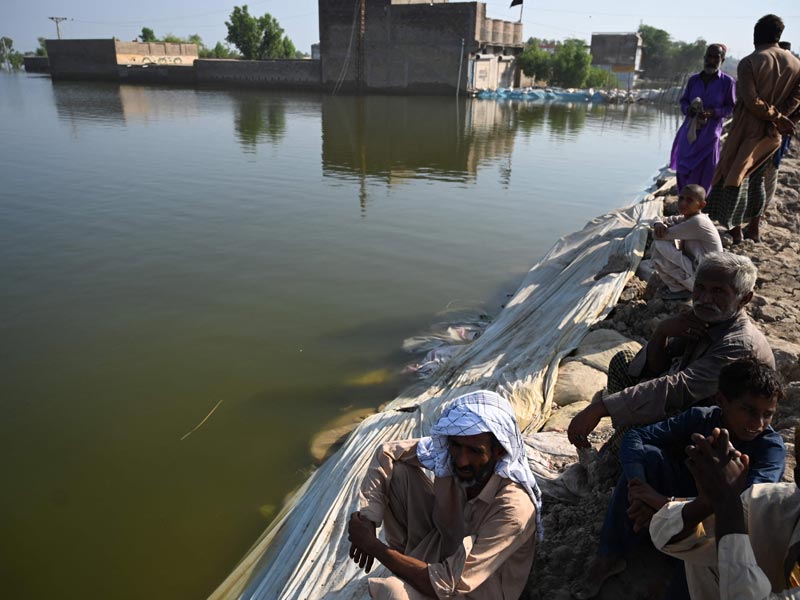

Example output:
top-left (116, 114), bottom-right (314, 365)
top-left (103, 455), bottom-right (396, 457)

top-left (653, 222), bottom-right (667, 239)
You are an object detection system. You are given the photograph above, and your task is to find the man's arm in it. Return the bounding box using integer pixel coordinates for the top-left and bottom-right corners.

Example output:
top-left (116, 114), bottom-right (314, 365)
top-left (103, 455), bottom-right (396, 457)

top-left (605, 333), bottom-right (755, 430)
top-left (348, 511), bottom-right (436, 597)
top-left (645, 312), bottom-right (707, 375)
top-left (713, 77), bottom-right (736, 119)
top-left (737, 57), bottom-right (795, 134)
top-left (619, 409), bottom-right (703, 482)
top-left (358, 439), bottom-right (422, 526)
top-left (743, 433), bottom-right (786, 486)
top-left (680, 77), bottom-right (693, 116)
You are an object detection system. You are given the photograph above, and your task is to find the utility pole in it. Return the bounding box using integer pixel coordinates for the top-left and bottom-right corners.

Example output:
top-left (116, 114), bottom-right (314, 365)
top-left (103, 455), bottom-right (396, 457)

top-left (48, 17), bottom-right (68, 40)
top-left (356, 0), bottom-right (366, 94)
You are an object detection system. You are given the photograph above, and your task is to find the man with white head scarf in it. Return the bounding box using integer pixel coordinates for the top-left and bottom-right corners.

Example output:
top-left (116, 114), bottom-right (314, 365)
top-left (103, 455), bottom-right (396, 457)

top-left (347, 390), bottom-right (541, 600)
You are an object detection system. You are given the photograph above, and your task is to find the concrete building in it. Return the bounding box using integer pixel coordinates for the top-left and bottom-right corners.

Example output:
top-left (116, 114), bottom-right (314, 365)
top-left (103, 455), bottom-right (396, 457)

top-left (318, 0), bottom-right (524, 94)
top-left (46, 39), bottom-right (198, 80)
top-left (589, 32), bottom-right (643, 90)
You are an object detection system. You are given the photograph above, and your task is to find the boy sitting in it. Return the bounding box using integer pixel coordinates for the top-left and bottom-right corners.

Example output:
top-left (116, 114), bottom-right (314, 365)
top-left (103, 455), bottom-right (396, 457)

top-left (651, 184), bottom-right (723, 301)
top-left (572, 358), bottom-right (785, 599)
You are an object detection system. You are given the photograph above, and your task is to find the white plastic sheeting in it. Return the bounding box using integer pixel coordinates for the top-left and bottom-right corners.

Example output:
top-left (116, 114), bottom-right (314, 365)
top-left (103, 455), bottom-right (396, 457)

top-left (209, 196), bottom-right (663, 600)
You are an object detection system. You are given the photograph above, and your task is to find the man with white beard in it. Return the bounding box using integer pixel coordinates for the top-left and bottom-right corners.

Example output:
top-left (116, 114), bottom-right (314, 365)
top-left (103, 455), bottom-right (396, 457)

top-left (568, 252), bottom-right (774, 448)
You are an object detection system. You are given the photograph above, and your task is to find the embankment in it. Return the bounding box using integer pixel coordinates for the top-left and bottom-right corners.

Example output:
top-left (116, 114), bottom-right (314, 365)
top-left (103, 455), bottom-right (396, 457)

top-left (524, 146), bottom-right (800, 600)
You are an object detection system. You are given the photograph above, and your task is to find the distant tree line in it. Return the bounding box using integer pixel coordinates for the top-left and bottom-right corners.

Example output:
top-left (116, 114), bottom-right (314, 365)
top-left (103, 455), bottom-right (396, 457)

top-left (517, 38), bottom-right (615, 89)
top-left (637, 24), bottom-right (707, 83)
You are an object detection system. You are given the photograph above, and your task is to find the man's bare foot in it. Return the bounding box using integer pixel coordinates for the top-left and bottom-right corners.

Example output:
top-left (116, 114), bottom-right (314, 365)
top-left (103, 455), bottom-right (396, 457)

top-left (728, 226), bottom-right (743, 245)
top-left (571, 555), bottom-right (627, 599)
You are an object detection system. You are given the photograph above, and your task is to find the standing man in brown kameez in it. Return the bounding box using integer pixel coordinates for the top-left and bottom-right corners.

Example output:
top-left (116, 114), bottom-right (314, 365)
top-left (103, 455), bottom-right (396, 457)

top-left (706, 14), bottom-right (800, 243)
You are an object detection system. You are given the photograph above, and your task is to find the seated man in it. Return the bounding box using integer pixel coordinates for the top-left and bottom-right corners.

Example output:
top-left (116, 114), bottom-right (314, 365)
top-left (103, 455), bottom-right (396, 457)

top-left (347, 390), bottom-right (541, 600)
top-left (651, 184), bottom-right (723, 301)
top-left (568, 252), bottom-right (774, 449)
top-left (572, 358), bottom-right (785, 599)
top-left (650, 427), bottom-right (800, 599)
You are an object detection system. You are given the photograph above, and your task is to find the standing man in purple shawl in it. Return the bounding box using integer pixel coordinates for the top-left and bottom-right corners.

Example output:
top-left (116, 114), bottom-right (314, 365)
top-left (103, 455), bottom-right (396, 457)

top-left (670, 44), bottom-right (736, 193)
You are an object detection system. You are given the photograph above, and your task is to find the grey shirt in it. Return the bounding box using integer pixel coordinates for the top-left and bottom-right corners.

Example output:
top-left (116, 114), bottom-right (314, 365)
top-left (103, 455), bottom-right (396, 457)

top-left (604, 310), bottom-right (774, 428)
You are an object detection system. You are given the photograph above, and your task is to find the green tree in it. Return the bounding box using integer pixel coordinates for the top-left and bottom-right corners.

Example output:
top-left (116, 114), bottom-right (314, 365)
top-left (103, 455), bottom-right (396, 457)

top-left (279, 36), bottom-right (296, 59)
top-left (637, 24), bottom-right (706, 82)
top-left (225, 5), bottom-right (263, 59)
top-left (36, 37), bottom-right (47, 57)
top-left (161, 33), bottom-right (184, 44)
top-left (638, 24), bottom-right (672, 79)
top-left (225, 5), bottom-right (298, 60)
top-left (517, 40), bottom-right (552, 83)
top-left (549, 39), bottom-right (592, 88)
top-left (1, 36), bottom-right (23, 70)
top-left (585, 66), bottom-right (618, 89)
top-left (140, 27), bottom-right (156, 42)
top-left (257, 13), bottom-right (285, 58)
top-left (210, 41), bottom-right (239, 59)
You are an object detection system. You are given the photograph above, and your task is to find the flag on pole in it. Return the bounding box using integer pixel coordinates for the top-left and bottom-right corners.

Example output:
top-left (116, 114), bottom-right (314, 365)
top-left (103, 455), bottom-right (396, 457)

top-left (510, 0), bottom-right (523, 6)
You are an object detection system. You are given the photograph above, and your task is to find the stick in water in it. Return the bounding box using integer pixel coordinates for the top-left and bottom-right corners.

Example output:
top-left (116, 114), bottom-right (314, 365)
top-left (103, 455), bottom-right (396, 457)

top-left (180, 399), bottom-right (225, 441)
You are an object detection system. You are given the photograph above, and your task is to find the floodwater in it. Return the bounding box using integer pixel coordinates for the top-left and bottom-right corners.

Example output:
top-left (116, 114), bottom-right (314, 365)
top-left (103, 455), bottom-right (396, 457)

top-left (0, 73), bottom-right (680, 599)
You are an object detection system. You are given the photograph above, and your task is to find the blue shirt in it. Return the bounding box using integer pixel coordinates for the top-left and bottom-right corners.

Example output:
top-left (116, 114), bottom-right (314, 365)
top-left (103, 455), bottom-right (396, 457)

top-left (620, 406), bottom-right (785, 487)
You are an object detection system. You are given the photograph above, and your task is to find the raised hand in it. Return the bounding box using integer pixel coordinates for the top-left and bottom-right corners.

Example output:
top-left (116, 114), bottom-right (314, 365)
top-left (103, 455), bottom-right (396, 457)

top-left (655, 311), bottom-right (708, 341)
top-left (685, 428), bottom-right (750, 507)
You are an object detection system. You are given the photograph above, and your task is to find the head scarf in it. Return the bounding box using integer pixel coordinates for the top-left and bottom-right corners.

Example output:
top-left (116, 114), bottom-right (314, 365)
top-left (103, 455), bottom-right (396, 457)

top-left (416, 390), bottom-right (543, 538)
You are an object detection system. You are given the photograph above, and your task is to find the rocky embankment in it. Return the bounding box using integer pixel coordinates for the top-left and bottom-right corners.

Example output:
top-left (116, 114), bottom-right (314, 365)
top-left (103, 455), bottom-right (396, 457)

top-left (524, 147), bottom-right (800, 600)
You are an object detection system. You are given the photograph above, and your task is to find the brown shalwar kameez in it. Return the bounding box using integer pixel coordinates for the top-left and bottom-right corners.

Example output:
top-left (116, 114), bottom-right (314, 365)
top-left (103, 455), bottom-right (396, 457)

top-left (359, 439), bottom-right (537, 600)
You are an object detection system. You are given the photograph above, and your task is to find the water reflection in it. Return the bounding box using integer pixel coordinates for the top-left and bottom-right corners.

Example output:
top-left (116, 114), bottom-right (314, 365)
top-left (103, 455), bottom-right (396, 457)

top-left (232, 93), bottom-right (287, 151)
top-left (51, 81), bottom-right (126, 126)
top-left (321, 96), bottom-right (517, 185)
top-left (51, 82), bottom-right (200, 127)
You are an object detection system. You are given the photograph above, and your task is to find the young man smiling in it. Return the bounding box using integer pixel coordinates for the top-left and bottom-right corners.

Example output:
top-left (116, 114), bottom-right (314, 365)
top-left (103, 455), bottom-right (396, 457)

top-left (347, 391), bottom-right (541, 600)
top-left (573, 358), bottom-right (785, 599)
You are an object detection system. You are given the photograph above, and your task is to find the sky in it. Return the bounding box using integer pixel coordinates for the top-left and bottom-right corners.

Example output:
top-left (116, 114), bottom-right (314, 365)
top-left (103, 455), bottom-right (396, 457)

top-left (3, 0), bottom-right (798, 60)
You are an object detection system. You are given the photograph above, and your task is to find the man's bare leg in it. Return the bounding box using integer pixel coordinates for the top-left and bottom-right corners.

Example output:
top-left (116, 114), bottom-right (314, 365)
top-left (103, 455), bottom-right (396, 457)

top-left (571, 555), bottom-right (627, 599)
top-left (744, 216), bottom-right (761, 242)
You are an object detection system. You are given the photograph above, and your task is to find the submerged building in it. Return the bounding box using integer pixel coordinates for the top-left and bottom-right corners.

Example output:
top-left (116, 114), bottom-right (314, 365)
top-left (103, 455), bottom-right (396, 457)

top-left (318, 0), bottom-right (524, 94)
top-left (46, 39), bottom-right (198, 80)
top-left (589, 32), bottom-right (643, 90)
top-left (42, 2), bottom-right (523, 94)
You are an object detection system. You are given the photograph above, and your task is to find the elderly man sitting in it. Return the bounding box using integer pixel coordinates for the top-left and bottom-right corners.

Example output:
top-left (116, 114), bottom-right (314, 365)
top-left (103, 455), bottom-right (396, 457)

top-left (347, 390), bottom-right (541, 600)
top-left (568, 252), bottom-right (774, 448)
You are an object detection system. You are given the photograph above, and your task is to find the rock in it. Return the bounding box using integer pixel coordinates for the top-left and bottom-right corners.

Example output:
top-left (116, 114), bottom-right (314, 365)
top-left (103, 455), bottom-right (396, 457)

top-left (775, 382), bottom-right (800, 430)
top-left (542, 401), bottom-right (590, 432)
top-left (565, 329), bottom-right (642, 374)
top-left (759, 305), bottom-right (786, 323)
top-left (663, 195), bottom-right (679, 216)
top-left (768, 337), bottom-right (800, 383)
top-left (636, 258), bottom-right (655, 283)
top-left (553, 362), bottom-right (606, 407)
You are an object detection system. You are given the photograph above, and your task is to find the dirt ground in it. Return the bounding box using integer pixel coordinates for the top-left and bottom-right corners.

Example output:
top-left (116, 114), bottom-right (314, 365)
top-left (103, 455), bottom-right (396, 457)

top-left (524, 147), bottom-right (800, 600)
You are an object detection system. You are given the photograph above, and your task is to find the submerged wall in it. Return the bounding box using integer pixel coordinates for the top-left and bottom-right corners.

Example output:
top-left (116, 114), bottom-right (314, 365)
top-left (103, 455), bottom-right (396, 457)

top-left (46, 39), bottom-right (118, 80)
top-left (194, 59), bottom-right (321, 89)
